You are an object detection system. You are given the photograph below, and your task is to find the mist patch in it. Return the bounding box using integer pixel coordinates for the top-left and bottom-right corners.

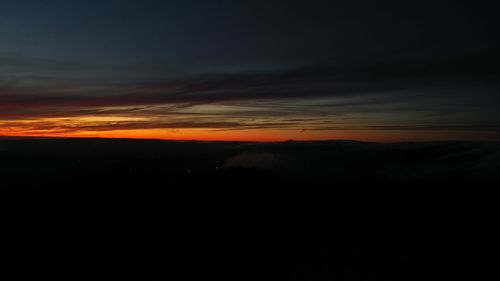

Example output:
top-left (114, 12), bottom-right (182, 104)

top-left (225, 153), bottom-right (280, 169)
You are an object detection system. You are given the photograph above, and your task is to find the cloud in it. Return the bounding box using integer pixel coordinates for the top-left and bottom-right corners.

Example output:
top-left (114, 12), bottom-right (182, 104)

top-left (2, 50), bottom-right (498, 109)
top-left (1, 50), bottom-right (499, 136)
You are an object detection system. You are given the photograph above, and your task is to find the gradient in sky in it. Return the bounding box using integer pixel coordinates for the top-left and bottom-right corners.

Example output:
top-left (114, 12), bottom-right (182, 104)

top-left (1, 0), bottom-right (499, 141)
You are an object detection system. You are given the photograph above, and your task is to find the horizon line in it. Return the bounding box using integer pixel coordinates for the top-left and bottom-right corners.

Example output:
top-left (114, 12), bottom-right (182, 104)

top-left (1, 134), bottom-right (497, 144)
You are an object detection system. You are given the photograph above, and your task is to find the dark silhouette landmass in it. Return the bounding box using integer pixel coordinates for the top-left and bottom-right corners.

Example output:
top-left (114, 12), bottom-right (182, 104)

top-left (1, 137), bottom-right (498, 279)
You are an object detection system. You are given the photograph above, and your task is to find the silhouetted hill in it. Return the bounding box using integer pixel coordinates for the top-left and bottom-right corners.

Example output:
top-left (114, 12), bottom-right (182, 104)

top-left (0, 138), bottom-right (497, 279)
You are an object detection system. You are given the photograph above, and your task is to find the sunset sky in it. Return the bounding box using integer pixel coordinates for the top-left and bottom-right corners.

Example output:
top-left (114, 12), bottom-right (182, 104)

top-left (1, 0), bottom-right (499, 141)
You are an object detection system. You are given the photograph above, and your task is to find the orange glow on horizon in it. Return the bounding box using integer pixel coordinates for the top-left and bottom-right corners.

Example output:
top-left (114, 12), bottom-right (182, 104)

top-left (1, 114), bottom-right (495, 143)
top-left (0, 127), bottom-right (492, 143)
top-left (0, 128), bottom-right (343, 142)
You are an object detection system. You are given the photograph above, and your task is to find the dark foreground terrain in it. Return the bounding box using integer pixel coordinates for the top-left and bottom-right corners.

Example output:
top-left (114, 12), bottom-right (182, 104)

top-left (1, 138), bottom-right (498, 279)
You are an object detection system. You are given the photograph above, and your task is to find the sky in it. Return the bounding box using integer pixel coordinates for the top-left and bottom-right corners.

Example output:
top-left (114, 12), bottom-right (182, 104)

top-left (1, 0), bottom-right (499, 141)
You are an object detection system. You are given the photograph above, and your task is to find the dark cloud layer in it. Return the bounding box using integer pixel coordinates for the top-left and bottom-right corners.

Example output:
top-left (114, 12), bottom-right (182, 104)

top-left (2, 51), bottom-right (498, 111)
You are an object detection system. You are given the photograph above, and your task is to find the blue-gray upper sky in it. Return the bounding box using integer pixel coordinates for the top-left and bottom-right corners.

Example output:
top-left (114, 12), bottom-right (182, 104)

top-left (1, 0), bottom-right (499, 141)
